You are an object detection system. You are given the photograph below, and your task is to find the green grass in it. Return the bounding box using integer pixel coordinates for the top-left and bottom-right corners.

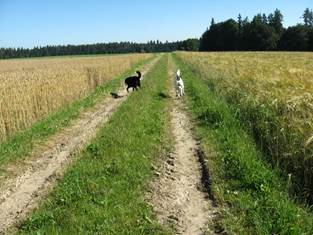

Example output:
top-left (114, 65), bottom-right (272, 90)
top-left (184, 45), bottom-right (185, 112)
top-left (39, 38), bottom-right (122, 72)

top-left (173, 53), bottom-right (313, 235)
top-left (0, 56), bottom-right (155, 180)
top-left (17, 55), bottom-right (170, 234)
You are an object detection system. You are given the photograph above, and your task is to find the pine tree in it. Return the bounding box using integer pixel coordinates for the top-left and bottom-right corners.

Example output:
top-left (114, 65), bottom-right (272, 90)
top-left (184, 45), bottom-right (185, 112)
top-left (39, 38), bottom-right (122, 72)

top-left (238, 14), bottom-right (243, 28)
top-left (262, 14), bottom-right (268, 24)
top-left (303, 8), bottom-right (313, 26)
top-left (268, 9), bottom-right (284, 35)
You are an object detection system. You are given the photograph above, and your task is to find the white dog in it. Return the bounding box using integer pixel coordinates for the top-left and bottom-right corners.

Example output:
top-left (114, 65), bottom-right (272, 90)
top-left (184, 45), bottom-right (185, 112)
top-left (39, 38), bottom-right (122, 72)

top-left (175, 69), bottom-right (184, 98)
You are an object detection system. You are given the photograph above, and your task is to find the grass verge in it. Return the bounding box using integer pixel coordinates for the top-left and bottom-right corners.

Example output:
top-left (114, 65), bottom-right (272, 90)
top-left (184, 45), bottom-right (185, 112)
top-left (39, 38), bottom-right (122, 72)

top-left (174, 52), bottom-right (313, 203)
top-left (173, 53), bottom-right (313, 235)
top-left (0, 55), bottom-right (155, 179)
top-left (17, 55), bottom-right (170, 234)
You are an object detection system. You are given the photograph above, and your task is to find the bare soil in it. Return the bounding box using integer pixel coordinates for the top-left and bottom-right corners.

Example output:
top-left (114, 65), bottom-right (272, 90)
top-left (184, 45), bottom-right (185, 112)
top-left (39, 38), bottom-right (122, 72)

top-left (0, 56), bottom-right (160, 234)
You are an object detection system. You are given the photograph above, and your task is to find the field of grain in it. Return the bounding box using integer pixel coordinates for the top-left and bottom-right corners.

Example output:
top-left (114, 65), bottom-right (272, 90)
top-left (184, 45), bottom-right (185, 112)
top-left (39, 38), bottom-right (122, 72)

top-left (0, 54), bottom-right (152, 142)
top-left (176, 51), bottom-right (313, 201)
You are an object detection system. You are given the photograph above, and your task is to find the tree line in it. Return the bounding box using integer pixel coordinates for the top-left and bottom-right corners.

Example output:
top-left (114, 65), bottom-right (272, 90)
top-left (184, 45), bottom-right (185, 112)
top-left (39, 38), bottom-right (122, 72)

top-left (0, 40), bottom-right (199, 59)
top-left (2, 8), bottom-right (312, 59)
top-left (200, 8), bottom-right (313, 51)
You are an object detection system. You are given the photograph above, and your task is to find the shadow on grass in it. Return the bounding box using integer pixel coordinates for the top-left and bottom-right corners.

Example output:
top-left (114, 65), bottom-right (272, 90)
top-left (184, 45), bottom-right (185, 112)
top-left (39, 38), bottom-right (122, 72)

top-left (156, 92), bottom-right (171, 99)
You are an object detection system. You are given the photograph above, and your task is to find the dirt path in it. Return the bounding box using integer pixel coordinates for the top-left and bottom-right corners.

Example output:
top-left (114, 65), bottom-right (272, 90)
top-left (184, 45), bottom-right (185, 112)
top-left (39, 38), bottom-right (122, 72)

top-left (0, 56), bottom-right (160, 234)
top-left (149, 57), bottom-right (217, 234)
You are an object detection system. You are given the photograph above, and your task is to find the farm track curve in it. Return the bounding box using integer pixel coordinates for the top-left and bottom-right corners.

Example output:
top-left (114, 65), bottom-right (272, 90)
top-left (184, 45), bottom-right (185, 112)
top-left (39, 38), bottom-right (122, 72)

top-left (0, 55), bottom-right (161, 234)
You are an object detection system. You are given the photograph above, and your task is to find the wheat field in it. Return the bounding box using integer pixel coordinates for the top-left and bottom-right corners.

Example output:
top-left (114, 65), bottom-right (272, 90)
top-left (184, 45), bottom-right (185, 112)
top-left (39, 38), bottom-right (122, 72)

top-left (176, 51), bottom-right (313, 200)
top-left (0, 54), bottom-right (152, 142)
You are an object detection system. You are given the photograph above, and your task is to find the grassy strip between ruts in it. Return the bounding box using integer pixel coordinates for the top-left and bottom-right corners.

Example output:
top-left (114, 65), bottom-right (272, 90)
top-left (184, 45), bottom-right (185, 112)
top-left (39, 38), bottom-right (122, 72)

top-left (0, 55), bottom-right (155, 179)
top-left (17, 55), bottom-right (170, 234)
top-left (172, 53), bottom-right (313, 235)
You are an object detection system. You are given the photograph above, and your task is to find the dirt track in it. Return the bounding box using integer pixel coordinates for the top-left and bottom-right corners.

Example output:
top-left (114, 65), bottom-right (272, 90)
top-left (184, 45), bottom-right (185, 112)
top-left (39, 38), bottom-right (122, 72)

top-left (0, 56), bottom-right (160, 234)
top-left (149, 57), bottom-right (216, 234)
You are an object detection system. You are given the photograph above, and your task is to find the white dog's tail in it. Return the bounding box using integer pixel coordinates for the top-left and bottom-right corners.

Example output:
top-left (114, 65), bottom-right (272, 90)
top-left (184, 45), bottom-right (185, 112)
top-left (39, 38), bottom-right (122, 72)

top-left (176, 69), bottom-right (181, 77)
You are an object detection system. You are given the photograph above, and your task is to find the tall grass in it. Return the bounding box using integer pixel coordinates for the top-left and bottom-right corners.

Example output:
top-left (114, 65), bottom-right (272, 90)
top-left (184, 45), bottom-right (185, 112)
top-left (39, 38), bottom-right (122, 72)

top-left (175, 51), bottom-right (313, 202)
top-left (0, 54), bottom-right (152, 142)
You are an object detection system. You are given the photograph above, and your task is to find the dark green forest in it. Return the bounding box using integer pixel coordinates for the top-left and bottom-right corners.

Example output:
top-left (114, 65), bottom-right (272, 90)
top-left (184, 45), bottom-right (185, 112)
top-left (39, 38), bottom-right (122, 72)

top-left (0, 40), bottom-right (191, 59)
top-left (200, 8), bottom-right (313, 51)
top-left (1, 8), bottom-right (313, 59)
top-left (0, 39), bottom-right (201, 59)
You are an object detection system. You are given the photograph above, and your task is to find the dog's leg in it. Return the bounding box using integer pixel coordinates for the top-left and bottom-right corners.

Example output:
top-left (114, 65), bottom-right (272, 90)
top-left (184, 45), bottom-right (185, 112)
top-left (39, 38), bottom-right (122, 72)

top-left (177, 88), bottom-right (181, 98)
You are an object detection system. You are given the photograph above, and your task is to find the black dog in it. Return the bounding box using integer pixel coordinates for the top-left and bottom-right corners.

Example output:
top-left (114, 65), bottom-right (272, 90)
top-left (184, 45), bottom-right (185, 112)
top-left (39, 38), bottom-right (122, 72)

top-left (125, 71), bottom-right (141, 92)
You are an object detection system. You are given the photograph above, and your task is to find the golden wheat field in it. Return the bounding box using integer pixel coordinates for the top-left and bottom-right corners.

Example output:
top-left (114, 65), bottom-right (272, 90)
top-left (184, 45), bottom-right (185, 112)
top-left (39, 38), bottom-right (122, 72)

top-left (176, 51), bottom-right (313, 199)
top-left (0, 54), bottom-right (152, 142)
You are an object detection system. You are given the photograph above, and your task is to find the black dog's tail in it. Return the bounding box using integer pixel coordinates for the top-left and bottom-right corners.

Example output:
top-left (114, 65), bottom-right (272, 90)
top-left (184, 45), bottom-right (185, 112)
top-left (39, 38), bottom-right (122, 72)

top-left (136, 71), bottom-right (142, 79)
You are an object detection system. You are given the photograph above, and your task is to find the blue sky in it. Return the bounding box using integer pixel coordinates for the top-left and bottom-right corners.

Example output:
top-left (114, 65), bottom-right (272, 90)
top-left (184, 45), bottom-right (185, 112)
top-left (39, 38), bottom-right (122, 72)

top-left (0, 0), bottom-right (312, 48)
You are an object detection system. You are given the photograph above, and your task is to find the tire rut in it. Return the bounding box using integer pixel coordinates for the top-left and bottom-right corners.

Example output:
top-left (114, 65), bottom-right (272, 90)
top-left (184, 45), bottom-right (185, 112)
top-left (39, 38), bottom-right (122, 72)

top-left (149, 56), bottom-right (217, 234)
